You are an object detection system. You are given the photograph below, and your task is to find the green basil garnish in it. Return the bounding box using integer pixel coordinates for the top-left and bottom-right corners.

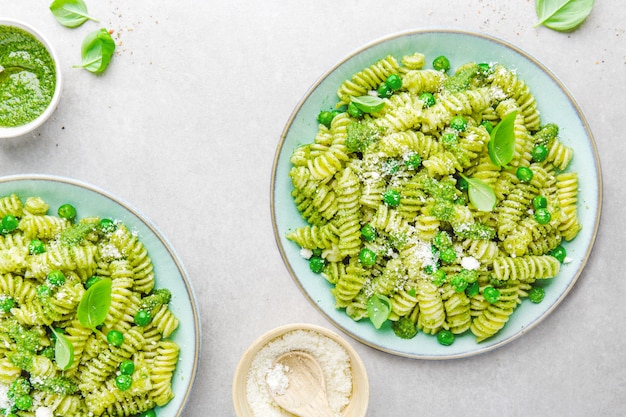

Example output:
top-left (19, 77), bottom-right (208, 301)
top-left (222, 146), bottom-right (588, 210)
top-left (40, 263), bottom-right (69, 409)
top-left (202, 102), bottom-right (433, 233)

top-left (461, 174), bottom-right (497, 212)
top-left (351, 95), bottom-right (386, 114)
top-left (488, 110), bottom-right (517, 167)
top-left (50, 327), bottom-right (74, 370)
top-left (77, 277), bottom-right (112, 329)
top-left (74, 28), bottom-right (116, 74)
top-left (367, 293), bottom-right (392, 329)
top-left (535, 0), bottom-right (594, 32)
top-left (50, 0), bottom-right (98, 28)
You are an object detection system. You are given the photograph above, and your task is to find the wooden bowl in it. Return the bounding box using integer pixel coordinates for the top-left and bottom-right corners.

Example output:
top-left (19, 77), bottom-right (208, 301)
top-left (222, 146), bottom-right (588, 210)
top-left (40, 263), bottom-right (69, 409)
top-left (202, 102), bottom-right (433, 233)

top-left (233, 323), bottom-right (369, 417)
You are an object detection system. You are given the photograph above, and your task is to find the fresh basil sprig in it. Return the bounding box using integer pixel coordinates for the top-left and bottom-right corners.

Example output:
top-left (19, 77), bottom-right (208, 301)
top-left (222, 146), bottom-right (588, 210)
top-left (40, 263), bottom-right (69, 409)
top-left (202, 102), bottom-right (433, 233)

top-left (50, 327), bottom-right (74, 370)
top-left (74, 28), bottom-right (116, 74)
top-left (351, 95), bottom-right (386, 114)
top-left (535, 0), bottom-right (595, 32)
top-left (77, 277), bottom-right (112, 329)
top-left (488, 111), bottom-right (517, 167)
top-left (50, 0), bottom-right (98, 28)
top-left (460, 174), bottom-right (497, 212)
top-left (367, 293), bottom-right (392, 329)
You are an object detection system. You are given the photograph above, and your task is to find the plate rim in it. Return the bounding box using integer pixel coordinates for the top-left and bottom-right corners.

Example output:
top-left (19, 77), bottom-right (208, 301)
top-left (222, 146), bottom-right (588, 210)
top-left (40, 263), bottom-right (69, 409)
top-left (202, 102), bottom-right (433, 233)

top-left (0, 173), bottom-right (201, 412)
top-left (270, 28), bottom-right (603, 360)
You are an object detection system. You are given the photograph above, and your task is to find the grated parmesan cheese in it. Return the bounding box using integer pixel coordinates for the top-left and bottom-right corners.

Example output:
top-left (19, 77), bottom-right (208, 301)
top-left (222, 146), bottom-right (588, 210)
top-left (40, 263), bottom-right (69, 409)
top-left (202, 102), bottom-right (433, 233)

top-left (461, 256), bottom-right (480, 271)
top-left (246, 329), bottom-right (352, 417)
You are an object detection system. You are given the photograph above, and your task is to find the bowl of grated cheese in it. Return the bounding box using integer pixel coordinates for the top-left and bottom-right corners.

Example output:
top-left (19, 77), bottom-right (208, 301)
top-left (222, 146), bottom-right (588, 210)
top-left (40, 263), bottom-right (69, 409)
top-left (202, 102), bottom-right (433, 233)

top-left (232, 323), bottom-right (369, 417)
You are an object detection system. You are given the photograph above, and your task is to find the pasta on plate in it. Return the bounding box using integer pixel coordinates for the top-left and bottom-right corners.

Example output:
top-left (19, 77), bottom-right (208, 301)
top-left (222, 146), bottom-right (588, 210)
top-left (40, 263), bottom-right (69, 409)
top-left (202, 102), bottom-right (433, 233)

top-left (0, 194), bottom-right (179, 416)
top-left (286, 52), bottom-right (581, 344)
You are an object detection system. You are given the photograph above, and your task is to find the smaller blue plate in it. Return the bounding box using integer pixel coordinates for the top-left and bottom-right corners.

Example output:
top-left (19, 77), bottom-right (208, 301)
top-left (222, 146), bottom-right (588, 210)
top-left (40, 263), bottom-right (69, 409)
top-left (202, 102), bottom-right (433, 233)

top-left (0, 174), bottom-right (200, 413)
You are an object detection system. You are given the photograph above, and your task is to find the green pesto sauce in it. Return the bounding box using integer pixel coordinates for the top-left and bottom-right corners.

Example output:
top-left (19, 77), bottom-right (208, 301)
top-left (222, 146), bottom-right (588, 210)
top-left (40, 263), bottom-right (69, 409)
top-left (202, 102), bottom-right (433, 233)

top-left (0, 25), bottom-right (56, 127)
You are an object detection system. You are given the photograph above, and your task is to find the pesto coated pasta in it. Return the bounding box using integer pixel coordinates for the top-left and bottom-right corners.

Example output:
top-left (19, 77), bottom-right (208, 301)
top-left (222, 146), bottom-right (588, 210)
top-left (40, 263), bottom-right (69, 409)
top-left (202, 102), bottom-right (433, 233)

top-left (0, 195), bottom-right (180, 416)
top-left (287, 52), bottom-right (581, 344)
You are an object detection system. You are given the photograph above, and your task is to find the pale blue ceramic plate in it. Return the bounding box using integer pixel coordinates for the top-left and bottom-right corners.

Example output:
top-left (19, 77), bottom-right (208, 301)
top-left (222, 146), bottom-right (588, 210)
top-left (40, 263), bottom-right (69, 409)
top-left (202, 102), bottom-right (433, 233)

top-left (0, 174), bottom-right (200, 413)
top-left (271, 30), bottom-right (602, 359)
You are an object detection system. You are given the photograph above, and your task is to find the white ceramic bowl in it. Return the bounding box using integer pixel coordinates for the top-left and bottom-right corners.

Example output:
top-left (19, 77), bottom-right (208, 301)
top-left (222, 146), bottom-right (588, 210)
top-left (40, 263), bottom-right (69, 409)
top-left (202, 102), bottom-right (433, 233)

top-left (0, 19), bottom-right (63, 139)
top-left (233, 323), bottom-right (369, 417)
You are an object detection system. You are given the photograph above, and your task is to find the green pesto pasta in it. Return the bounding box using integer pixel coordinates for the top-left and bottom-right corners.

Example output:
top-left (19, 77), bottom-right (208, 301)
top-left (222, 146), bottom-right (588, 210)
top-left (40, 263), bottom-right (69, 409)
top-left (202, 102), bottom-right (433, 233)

top-left (287, 53), bottom-right (581, 344)
top-left (0, 195), bottom-right (180, 416)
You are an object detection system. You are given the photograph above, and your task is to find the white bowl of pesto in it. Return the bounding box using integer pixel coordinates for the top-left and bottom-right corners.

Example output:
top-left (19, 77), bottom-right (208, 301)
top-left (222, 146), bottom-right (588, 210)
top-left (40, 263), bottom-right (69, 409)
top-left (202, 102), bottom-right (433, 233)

top-left (0, 19), bottom-right (62, 139)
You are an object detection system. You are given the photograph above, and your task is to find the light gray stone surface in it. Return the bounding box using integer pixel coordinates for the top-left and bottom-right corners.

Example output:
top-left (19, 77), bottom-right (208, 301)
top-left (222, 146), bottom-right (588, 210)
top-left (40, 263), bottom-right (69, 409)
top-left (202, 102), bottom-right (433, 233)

top-left (2, 1), bottom-right (624, 416)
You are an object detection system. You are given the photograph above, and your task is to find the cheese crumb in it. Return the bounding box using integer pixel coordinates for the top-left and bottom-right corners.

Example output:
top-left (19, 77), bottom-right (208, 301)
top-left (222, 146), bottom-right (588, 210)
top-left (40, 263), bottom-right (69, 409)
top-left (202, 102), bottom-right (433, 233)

top-left (36, 407), bottom-right (54, 417)
top-left (265, 363), bottom-right (290, 395)
top-left (461, 256), bottom-right (480, 270)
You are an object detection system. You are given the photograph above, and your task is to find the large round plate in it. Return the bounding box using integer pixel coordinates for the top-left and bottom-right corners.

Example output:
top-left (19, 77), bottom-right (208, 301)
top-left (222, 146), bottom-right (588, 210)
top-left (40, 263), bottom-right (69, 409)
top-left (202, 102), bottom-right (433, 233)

top-left (271, 30), bottom-right (602, 359)
top-left (0, 174), bottom-right (200, 413)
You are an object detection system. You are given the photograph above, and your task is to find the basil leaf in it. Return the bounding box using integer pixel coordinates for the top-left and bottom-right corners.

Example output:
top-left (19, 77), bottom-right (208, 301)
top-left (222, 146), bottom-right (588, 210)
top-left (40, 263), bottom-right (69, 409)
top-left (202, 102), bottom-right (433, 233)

top-left (488, 111), bottom-right (517, 167)
top-left (535, 0), bottom-right (594, 32)
top-left (461, 174), bottom-right (497, 212)
top-left (50, 327), bottom-right (74, 370)
top-left (351, 95), bottom-right (385, 114)
top-left (74, 28), bottom-right (116, 74)
top-left (50, 0), bottom-right (98, 28)
top-left (77, 277), bottom-right (112, 329)
top-left (367, 294), bottom-right (392, 329)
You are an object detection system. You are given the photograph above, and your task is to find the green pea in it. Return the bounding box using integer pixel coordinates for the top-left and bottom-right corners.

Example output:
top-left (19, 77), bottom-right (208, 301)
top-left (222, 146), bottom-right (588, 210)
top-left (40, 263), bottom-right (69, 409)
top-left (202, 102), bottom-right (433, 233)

top-left (419, 92), bottom-right (436, 108)
top-left (28, 239), bottom-right (45, 255)
top-left (57, 204), bottom-right (77, 221)
top-left (47, 270), bottom-right (66, 287)
top-left (134, 310), bottom-right (152, 326)
top-left (531, 144), bottom-right (549, 162)
top-left (385, 74), bottom-right (403, 91)
top-left (442, 133), bottom-right (458, 147)
top-left (477, 62), bottom-right (492, 75)
top-left (99, 218), bottom-right (116, 233)
top-left (439, 247), bottom-right (457, 264)
top-left (37, 285), bottom-right (51, 297)
top-left (1, 214), bottom-right (19, 233)
top-left (14, 394), bottom-right (33, 410)
top-left (120, 359), bottom-right (135, 375)
top-left (377, 82), bottom-right (393, 98)
top-left (360, 224), bottom-right (377, 242)
top-left (404, 152), bottom-right (421, 170)
top-left (317, 110), bottom-right (334, 128)
top-left (433, 231), bottom-right (452, 249)
top-left (107, 330), bottom-right (124, 347)
top-left (0, 295), bottom-right (14, 313)
top-left (382, 189), bottom-right (401, 207)
top-left (550, 245), bottom-right (567, 263)
top-left (483, 286), bottom-right (500, 304)
top-left (309, 256), bottom-right (325, 273)
top-left (432, 55), bottom-right (451, 72)
top-left (115, 374), bottom-right (133, 391)
top-left (139, 410), bottom-right (157, 417)
top-left (450, 115), bottom-right (468, 132)
top-left (450, 274), bottom-right (468, 292)
top-left (534, 208), bottom-right (551, 225)
top-left (532, 195), bottom-right (548, 210)
top-left (480, 120), bottom-right (494, 133)
top-left (347, 102), bottom-right (363, 118)
top-left (358, 248), bottom-right (377, 267)
top-left (516, 166), bottom-right (534, 183)
top-left (528, 287), bottom-right (545, 303)
top-left (431, 269), bottom-right (447, 286)
top-left (437, 329), bottom-right (455, 346)
top-left (85, 275), bottom-right (102, 289)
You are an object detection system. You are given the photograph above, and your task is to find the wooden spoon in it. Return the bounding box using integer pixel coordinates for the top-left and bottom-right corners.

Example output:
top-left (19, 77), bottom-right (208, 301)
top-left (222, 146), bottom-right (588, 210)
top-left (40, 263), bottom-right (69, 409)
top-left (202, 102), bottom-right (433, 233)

top-left (266, 350), bottom-right (334, 417)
